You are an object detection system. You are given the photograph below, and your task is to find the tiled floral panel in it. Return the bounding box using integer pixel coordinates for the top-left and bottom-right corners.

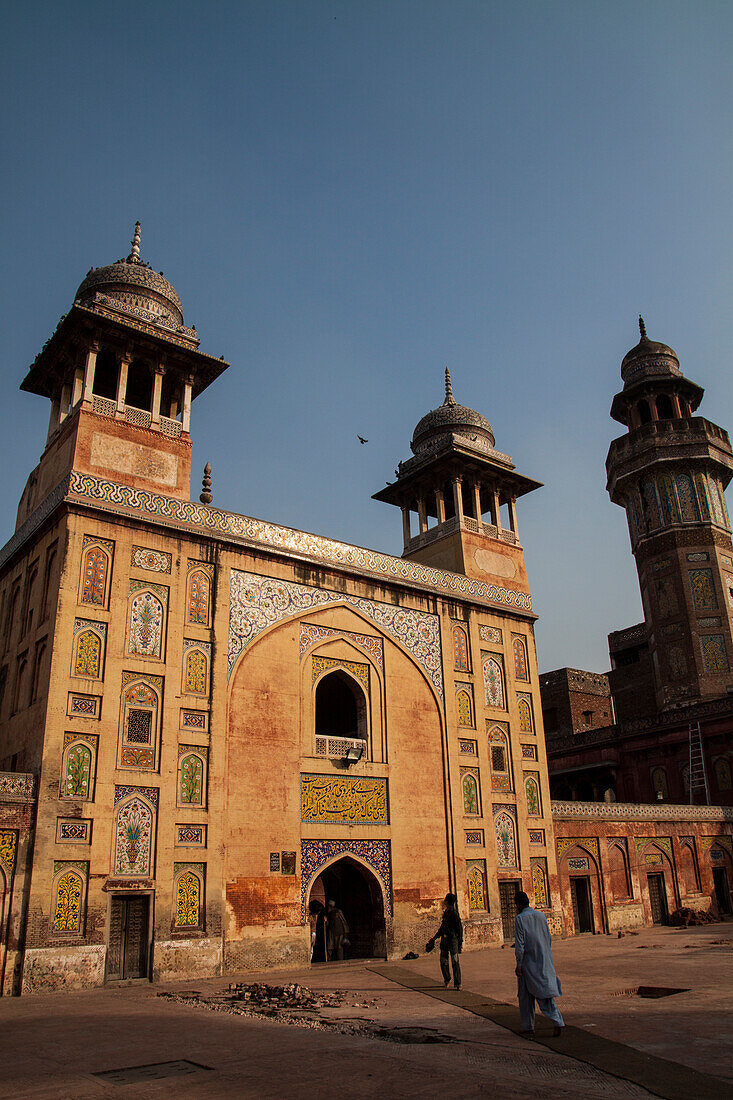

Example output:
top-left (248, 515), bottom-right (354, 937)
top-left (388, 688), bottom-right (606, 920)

top-left (525, 774), bottom-right (541, 816)
top-left (52, 861), bottom-right (88, 934)
top-left (512, 635), bottom-right (529, 682)
top-left (454, 682), bottom-right (475, 727)
top-left (67, 693), bottom-right (101, 719)
top-left (482, 653), bottom-right (505, 709)
top-left (183, 639), bottom-right (211, 695)
top-left (675, 475), bottom-right (698, 522)
top-left (300, 839), bottom-right (392, 921)
top-left (131, 546), bottom-right (172, 573)
top-left (229, 570), bottom-right (443, 700)
top-left (56, 818), bottom-right (92, 843)
top-left (113, 786), bottom-right (158, 876)
top-left (521, 743), bottom-right (537, 760)
top-left (301, 774), bottom-right (388, 824)
top-left (556, 837), bottom-right (599, 862)
top-left (187, 563), bottom-right (213, 625)
top-left (689, 569), bottom-right (718, 611)
top-left (458, 738), bottom-right (478, 756)
top-left (180, 709), bottom-right (208, 732)
top-left (695, 474), bottom-right (711, 519)
top-left (72, 619), bottom-right (107, 679)
top-left (467, 859), bottom-right (488, 911)
top-left (174, 863), bottom-right (205, 928)
top-left (567, 856), bottom-right (589, 871)
top-left (300, 623), bottom-right (384, 672)
top-left (452, 624), bottom-right (469, 671)
top-left (66, 471), bottom-right (533, 612)
top-left (128, 580), bottom-right (168, 657)
top-left (479, 625), bottom-right (502, 643)
top-left (61, 733), bottom-right (98, 800)
top-left (658, 475), bottom-right (678, 523)
top-left (465, 829), bottom-right (485, 846)
top-left (175, 824), bottom-right (207, 847)
top-left (79, 536), bottom-right (114, 607)
top-left (517, 693), bottom-right (534, 733)
top-left (531, 858), bottom-right (549, 908)
top-left (179, 746), bottom-right (206, 806)
top-left (529, 829), bottom-right (545, 845)
top-left (701, 634), bottom-right (729, 672)
top-left (493, 804), bottom-right (518, 868)
top-left (312, 655), bottom-right (370, 692)
top-left (460, 768), bottom-right (481, 816)
top-left (0, 831), bottom-right (17, 874)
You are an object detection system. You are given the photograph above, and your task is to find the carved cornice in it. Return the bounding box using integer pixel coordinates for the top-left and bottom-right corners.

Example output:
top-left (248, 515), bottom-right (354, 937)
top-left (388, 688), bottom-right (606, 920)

top-left (551, 799), bottom-right (733, 822)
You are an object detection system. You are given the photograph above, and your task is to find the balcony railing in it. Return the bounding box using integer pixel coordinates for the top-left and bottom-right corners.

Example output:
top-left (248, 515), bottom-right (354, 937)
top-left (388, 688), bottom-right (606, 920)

top-left (314, 735), bottom-right (367, 760)
top-left (407, 515), bottom-right (518, 553)
top-left (87, 396), bottom-right (183, 437)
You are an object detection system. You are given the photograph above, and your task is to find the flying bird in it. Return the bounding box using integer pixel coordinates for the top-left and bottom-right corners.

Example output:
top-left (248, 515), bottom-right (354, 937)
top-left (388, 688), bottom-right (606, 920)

top-left (357, 435), bottom-right (368, 444)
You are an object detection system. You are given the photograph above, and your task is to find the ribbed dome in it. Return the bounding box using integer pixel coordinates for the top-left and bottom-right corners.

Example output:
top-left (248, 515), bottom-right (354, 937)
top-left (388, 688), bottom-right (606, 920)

top-left (411, 369), bottom-right (495, 454)
top-left (621, 317), bottom-right (679, 382)
top-left (74, 223), bottom-right (185, 330)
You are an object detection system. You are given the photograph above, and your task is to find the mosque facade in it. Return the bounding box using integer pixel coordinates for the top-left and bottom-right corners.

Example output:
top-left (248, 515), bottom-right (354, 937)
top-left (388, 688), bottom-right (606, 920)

top-left (0, 230), bottom-right (730, 995)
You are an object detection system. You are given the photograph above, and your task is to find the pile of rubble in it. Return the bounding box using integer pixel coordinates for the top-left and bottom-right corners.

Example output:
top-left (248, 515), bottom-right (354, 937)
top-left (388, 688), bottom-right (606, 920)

top-left (158, 982), bottom-right (378, 1031)
top-left (670, 906), bottom-right (716, 927)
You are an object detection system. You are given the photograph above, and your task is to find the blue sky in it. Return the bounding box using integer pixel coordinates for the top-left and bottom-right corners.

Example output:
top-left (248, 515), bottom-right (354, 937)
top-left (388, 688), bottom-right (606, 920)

top-left (2, 1), bottom-right (732, 672)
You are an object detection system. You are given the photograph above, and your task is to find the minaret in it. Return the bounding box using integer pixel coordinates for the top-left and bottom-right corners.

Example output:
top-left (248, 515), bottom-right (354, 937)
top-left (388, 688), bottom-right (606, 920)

top-left (373, 369), bottom-right (541, 588)
top-left (16, 224), bottom-right (228, 528)
top-left (606, 318), bottom-right (733, 707)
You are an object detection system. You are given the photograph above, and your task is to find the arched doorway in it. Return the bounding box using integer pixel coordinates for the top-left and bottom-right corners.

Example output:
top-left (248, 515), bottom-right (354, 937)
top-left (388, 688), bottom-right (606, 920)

top-left (308, 856), bottom-right (385, 960)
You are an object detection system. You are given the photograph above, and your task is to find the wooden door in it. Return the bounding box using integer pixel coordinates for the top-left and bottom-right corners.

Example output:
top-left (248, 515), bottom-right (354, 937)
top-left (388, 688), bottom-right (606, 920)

top-left (570, 877), bottom-right (594, 933)
top-left (498, 880), bottom-right (522, 940)
top-left (107, 896), bottom-right (149, 980)
top-left (647, 873), bottom-right (668, 924)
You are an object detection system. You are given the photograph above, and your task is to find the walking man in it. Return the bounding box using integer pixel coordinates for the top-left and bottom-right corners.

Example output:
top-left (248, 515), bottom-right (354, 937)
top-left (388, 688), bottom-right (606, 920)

top-left (428, 892), bottom-right (463, 990)
top-left (326, 900), bottom-right (349, 960)
top-left (514, 891), bottom-right (564, 1037)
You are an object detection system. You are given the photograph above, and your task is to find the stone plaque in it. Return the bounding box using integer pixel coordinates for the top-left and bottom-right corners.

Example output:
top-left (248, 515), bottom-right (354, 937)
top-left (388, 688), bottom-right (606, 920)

top-left (281, 851), bottom-right (296, 875)
top-left (269, 852), bottom-right (280, 872)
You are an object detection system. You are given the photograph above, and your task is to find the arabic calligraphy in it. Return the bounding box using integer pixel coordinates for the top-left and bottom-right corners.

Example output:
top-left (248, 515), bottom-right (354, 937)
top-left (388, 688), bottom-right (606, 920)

top-left (301, 774), bottom-right (388, 824)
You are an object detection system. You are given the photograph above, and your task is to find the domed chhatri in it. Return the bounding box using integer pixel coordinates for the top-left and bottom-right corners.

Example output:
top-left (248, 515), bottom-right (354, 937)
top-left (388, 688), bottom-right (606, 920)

top-left (411, 367), bottom-right (495, 454)
top-left (74, 222), bottom-right (191, 336)
top-left (620, 316), bottom-right (680, 382)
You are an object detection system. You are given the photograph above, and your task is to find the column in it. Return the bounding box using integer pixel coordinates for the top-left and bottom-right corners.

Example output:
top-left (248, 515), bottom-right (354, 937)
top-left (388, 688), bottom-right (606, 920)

top-left (401, 506), bottom-right (411, 549)
top-left (471, 480), bottom-right (482, 523)
top-left (417, 496), bottom-right (428, 535)
top-left (116, 354), bottom-right (130, 415)
top-left (151, 364), bottom-right (165, 425)
top-left (490, 488), bottom-right (501, 530)
top-left (508, 497), bottom-right (519, 537)
top-left (672, 393), bottom-right (682, 418)
top-left (650, 396), bottom-right (659, 421)
top-left (452, 477), bottom-right (464, 522)
top-left (435, 488), bottom-right (446, 524)
top-left (58, 382), bottom-right (71, 424)
top-left (71, 366), bottom-right (84, 406)
top-left (82, 344), bottom-right (99, 403)
top-left (182, 376), bottom-right (193, 434)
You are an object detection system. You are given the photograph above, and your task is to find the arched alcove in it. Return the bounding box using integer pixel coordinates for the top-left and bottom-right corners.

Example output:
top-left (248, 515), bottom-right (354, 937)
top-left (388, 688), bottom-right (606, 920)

top-left (308, 855), bottom-right (386, 960)
top-left (92, 348), bottom-right (118, 399)
top-left (125, 360), bottom-right (153, 411)
top-left (315, 669), bottom-right (367, 740)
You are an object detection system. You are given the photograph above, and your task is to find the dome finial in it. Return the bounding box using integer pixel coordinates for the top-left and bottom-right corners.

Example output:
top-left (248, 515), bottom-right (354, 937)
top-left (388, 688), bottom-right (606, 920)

top-left (200, 462), bottom-right (213, 505)
top-left (638, 315), bottom-right (647, 340)
top-left (443, 366), bottom-right (456, 406)
top-left (127, 221), bottom-right (141, 264)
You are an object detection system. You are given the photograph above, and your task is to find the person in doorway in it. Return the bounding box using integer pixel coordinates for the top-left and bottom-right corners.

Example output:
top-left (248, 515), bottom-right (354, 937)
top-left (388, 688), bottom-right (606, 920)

top-left (428, 892), bottom-right (463, 990)
top-left (514, 891), bottom-right (564, 1037)
top-left (308, 899), bottom-right (328, 963)
top-left (326, 900), bottom-right (349, 960)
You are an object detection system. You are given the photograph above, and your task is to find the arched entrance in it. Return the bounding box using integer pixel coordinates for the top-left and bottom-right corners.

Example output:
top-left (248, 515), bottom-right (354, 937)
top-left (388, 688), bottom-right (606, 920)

top-left (308, 856), bottom-right (385, 960)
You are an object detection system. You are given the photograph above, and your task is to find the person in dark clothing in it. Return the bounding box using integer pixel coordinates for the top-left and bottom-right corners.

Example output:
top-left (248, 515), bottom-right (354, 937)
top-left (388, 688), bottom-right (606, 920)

top-left (428, 892), bottom-right (463, 990)
top-left (326, 899), bottom-right (350, 960)
top-left (308, 899), bottom-right (327, 962)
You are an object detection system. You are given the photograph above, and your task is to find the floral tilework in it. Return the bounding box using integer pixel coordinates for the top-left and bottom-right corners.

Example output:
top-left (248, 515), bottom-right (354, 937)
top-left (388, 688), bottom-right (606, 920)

top-left (512, 635), bottom-right (529, 682)
top-left (517, 693), bottom-right (534, 733)
top-left (531, 859), bottom-right (549, 908)
top-left (131, 546), bottom-right (171, 573)
top-left (658, 475), bottom-right (678, 523)
top-left (80, 536), bottom-right (114, 607)
top-left (525, 774), bottom-right (541, 816)
top-left (689, 569), bottom-right (718, 611)
top-left (701, 635), bottom-right (729, 672)
top-left (187, 564), bottom-right (212, 625)
top-left (675, 475), bottom-right (698, 522)
top-left (113, 786), bottom-right (158, 876)
top-left (493, 805), bottom-right (518, 868)
top-left (229, 570), bottom-right (443, 700)
top-left (179, 747), bottom-right (206, 806)
top-left (52, 862), bottom-right (87, 933)
top-left (479, 625), bottom-right (502, 643)
top-left (173, 864), bottom-right (205, 928)
top-left (465, 829), bottom-right (484, 846)
top-left (56, 818), bottom-right (91, 843)
top-left (67, 693), bottom-right (101, 719)
top-left (180, 709), bottom-right (208, 731)
top-left (0, 831), bottom-right (17, 874)
top-left (521, 744), bottom-right (537, 760)
top-left (183, 640), bottom-right (211, 695)
top-left (452, 625), bottom-right (469, 671)
top-left (61, 734), bottom-right (98, 800)
top-left (128, 581), bottom-right (168, 657)
top-left (529, 829), bottom-right (545, 845)
top-left (67, 472), bottom-right (533, 614)
top-left (458, 738), bottom-right (478, 756)
top-left (72, 620), bottom-right (107, 679)
top-left (300, 623), bottom-right (384, 671)
top-left (175, 824), bottom-right (207, 847)
top-left (455, 683), bottom-right (475, 727)
top-left (300, 839), bottom-right (392, 921)
top-left (461, 768), bottom-right (481, 816)
top-left (467, 859), bottom-right (488, 911)
top-left (312, 655), bottom-right (370, 692)
top-left (483, 654), bottom-right (505, 709)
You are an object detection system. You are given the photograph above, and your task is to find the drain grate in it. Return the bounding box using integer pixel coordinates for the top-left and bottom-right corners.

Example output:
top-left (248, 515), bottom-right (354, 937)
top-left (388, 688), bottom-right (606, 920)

top-left (93, 1060), bottom-right (213, 1085)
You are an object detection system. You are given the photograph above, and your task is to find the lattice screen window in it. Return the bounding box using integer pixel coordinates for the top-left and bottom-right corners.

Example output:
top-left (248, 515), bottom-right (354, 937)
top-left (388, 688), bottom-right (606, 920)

top-left (126, 709), bottom-right (152, 744)
top-left (491, 746), bottom-right (506, 771)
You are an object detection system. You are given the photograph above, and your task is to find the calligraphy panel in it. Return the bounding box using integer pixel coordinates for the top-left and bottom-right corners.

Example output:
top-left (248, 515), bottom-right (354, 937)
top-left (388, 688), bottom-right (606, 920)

top-left (301, 774), bottom-right (388, 824)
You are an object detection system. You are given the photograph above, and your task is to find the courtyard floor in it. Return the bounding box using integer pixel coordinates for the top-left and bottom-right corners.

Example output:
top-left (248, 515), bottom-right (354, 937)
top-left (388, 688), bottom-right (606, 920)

top-left (1, 922), bottom-right (731, 1099)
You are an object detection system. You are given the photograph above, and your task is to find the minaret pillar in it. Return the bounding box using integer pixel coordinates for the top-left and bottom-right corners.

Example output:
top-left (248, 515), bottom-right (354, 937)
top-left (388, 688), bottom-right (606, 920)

top-left (182, 375), bottom-right (194, 433)
top-left (452, 477), bottom-right (464, 523)
top-left (116, 353), bottom-right (130, 416)
top-left (435, 488), bottom-right (446, 524)
top-left (508, 497), bottom-right (519, 536)
top-left (71, 366), bottom-right (84, 407)
top-left (417, 496), bottom-right (428, 534)
top-left (401, 506), bottom-right (411, 549)
top-left (82, 344), bottom-right (99, 404)
top-left (151, 363), bottom-right (165, 425)
top-left (471, 480), bottom-right (482, 523)
top-left (490, 488), bottom-right (501, 530)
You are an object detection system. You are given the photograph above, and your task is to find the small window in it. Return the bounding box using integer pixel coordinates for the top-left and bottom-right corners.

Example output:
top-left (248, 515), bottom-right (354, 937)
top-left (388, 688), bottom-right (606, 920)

top-left (582, 710), bottom-right (594, 725)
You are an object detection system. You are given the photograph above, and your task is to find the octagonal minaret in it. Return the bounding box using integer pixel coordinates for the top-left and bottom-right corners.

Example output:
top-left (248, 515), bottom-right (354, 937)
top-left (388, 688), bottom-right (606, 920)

top-left (606, 318), bottom-right (733, 708)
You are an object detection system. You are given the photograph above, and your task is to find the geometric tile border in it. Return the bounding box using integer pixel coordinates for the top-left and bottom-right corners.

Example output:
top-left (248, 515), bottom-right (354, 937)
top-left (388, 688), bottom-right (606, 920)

top-left (300, 839), bottom-right (392, 922)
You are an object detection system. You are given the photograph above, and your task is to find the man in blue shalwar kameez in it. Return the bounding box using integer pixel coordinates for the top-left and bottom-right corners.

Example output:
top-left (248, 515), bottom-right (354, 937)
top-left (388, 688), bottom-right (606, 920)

top-left (514, 891), bottom-right (564, 1037)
